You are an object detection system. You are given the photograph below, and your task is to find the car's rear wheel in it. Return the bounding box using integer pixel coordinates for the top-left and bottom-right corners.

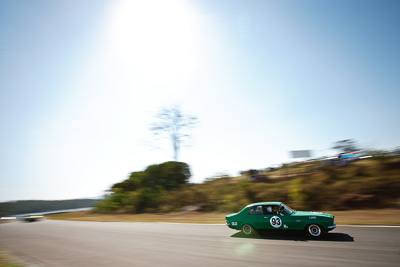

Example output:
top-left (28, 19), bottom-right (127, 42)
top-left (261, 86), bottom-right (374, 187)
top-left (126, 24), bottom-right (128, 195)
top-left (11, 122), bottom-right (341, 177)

top-left (306, 224), bottom-right (325, 238)
top-left (241, 224), bottom-right (255, 236)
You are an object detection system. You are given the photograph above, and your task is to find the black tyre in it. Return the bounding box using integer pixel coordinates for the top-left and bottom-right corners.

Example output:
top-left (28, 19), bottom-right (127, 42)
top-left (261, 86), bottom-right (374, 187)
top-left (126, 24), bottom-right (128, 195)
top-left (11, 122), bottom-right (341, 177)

top-left (241, 224), bottom-right (256, 236)
top-left (306, 224), bottom-right (325, 238)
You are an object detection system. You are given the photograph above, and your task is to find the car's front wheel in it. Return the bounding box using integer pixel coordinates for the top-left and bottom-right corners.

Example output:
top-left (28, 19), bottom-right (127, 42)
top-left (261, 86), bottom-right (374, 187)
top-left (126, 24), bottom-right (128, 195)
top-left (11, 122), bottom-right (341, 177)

top-left (306, 224), bottom-right (325, 238)
top-left (241, 224), bottom-right (256, 236)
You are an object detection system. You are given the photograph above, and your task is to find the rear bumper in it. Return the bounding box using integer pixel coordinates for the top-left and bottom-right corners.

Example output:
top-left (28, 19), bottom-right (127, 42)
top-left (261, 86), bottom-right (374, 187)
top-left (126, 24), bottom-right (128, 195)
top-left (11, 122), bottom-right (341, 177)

top-left (226, 221), bottom-right (239, 230)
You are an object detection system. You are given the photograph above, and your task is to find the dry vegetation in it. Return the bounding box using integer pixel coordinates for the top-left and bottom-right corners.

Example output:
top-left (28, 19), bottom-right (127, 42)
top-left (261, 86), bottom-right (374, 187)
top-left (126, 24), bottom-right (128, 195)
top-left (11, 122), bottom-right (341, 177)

top-left (94, 157), bottom-right (400, 217)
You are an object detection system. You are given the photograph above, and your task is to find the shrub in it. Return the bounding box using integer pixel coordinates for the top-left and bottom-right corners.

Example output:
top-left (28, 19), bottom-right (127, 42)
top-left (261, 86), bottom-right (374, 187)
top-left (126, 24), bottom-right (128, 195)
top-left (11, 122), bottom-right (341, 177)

top-left (338, 193), bottom-right (376, 209)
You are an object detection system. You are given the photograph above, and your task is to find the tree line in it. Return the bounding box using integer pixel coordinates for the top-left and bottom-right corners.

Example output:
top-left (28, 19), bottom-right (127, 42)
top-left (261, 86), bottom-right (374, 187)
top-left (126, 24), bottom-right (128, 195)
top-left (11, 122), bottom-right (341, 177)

top-left (0, 199), bottom-right (99, 217)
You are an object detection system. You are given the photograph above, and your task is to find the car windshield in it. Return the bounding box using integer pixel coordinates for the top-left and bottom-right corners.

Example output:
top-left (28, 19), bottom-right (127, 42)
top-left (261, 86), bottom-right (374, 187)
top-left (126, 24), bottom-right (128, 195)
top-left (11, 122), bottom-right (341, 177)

top-left (280, 204), bottom-right (294, 215)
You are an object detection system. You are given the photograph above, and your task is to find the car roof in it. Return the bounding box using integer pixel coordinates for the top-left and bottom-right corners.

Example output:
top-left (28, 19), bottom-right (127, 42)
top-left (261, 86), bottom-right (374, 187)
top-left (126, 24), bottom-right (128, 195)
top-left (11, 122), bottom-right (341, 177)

top-left (246, 202), bottom-right (282, 207)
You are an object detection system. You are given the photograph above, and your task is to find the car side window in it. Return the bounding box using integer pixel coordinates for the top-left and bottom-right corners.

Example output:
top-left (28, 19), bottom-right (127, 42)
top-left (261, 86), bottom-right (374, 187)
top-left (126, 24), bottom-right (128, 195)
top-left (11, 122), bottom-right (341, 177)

top-left (248, 206), bottom-right (257, 215)
top-left (263, 205), bottom-right (279, 214)
top-left (256, 205), bottom-right (263, 215)
top-left (248, 206), bottom-right (263, 215)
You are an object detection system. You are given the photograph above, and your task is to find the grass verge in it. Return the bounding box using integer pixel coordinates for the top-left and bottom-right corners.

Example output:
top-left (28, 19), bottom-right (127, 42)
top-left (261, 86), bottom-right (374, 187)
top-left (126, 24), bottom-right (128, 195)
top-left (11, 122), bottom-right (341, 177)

top-left (0, 247), bottom-right (24, 267)
top-left (46, 211), bottom-right (225, 224)
top-left (46, 209), bottom-right (400, 226)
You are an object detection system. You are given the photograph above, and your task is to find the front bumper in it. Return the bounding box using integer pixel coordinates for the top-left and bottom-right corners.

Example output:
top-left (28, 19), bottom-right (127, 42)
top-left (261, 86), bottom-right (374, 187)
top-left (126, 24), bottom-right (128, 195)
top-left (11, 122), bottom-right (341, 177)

top-left (327, 222), bottom-right (336, 230)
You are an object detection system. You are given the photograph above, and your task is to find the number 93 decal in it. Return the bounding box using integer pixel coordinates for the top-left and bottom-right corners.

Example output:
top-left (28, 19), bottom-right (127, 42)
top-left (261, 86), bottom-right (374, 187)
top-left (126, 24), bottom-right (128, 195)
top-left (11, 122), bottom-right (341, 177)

top-left (270, 216), bottom-right (282, 228)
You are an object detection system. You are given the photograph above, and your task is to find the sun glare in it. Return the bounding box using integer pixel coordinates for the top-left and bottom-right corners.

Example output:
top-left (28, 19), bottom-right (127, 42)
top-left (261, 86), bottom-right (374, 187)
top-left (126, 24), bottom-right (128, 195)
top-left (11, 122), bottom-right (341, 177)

top-left (105, 0), bottom-right (199, 83)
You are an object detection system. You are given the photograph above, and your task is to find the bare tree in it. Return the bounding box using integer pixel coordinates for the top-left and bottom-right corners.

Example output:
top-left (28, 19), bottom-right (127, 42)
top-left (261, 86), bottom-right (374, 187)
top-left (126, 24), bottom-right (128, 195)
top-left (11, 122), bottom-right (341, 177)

top-left (150, 106), bottom-right (198, 161)
top-left (332, 139), bottom-right (359, 153)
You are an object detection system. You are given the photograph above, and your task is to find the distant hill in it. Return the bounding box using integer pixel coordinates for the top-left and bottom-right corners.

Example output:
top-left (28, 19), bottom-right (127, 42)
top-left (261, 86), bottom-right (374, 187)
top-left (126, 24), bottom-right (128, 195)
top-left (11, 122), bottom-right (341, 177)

top-left (0, 198), bottom-right (101, 217)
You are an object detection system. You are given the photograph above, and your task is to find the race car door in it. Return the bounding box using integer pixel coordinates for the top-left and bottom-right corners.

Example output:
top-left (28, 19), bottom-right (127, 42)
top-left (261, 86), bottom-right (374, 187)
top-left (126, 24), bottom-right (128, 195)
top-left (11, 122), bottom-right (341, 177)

top-left (262, 205), bottom-right (288, 230)
top-left (246, 205), bottom-right (266, 229)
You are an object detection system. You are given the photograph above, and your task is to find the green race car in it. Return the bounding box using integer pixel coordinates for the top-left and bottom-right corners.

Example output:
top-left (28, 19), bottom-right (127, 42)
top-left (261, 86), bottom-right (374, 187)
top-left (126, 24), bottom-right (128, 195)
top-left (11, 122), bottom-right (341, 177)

top-left (225, 202), bottom-right (336, 238)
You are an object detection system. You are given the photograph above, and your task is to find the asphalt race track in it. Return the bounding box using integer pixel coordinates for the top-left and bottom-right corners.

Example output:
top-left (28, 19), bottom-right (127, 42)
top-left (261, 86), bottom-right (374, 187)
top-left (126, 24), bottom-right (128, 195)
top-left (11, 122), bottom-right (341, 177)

top-left (0, 220), bottom-right (399, 266)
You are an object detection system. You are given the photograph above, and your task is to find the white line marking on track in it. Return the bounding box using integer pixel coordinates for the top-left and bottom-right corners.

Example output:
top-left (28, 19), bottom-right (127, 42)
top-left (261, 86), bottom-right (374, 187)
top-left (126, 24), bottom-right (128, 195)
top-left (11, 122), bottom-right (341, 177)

top-left (338, 224), bottom-right (400, 228)
top-left (153, 222), bottom-right (400, 228)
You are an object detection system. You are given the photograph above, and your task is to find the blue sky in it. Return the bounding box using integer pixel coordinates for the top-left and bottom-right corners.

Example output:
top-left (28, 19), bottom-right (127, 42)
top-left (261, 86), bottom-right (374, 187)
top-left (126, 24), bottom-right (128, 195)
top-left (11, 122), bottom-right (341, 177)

top-left (1, 0), bottom-right (399, 201)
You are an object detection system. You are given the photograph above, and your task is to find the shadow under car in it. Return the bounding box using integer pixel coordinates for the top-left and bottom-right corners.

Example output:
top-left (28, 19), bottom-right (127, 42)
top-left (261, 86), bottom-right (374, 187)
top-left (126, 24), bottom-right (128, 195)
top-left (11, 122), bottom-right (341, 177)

top-left (230, 230), bottom-right (354, 242)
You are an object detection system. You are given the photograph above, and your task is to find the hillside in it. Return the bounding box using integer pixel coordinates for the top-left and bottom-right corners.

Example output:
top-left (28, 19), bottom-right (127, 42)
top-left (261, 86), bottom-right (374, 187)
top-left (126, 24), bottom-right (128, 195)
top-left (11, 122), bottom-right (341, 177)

top-left (95, 157), bottom-right (400, 214)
